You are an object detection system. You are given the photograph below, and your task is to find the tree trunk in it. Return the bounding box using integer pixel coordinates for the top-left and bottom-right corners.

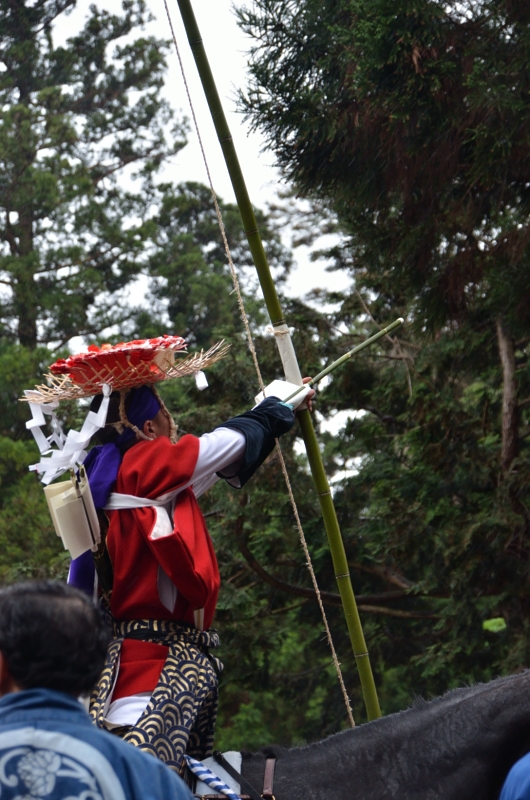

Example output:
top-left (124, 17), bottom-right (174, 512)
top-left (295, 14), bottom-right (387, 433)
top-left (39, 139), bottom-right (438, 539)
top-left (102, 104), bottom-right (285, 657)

top-left (13, 85), bottom-right (38, 349)
top-left (14, 207), bottom-right (38, 349)
top-left (496, 316), bottom-right (518, 472)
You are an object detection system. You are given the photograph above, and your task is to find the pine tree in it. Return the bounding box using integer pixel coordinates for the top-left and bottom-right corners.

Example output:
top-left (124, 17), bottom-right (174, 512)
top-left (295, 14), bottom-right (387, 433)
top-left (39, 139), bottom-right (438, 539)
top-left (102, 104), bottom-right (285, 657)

top-left (0, 0), bottom-right (181, 580)
top-left (238, 0), bottom-right (530, 330)
top-left (0, 0), bottom-right (185, 348)
top-left (231, 0), bottom-right (530, 722)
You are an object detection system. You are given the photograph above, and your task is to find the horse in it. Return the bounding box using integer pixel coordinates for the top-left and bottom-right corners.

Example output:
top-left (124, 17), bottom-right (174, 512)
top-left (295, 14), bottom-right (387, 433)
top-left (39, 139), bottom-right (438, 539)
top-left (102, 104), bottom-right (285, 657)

top-left (239, 670), bottom-right (530, 800)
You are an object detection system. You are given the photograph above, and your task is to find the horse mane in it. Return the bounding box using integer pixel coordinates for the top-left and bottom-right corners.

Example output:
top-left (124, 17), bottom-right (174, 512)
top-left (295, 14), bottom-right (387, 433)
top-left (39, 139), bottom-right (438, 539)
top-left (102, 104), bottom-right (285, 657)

top-left (410, 694), bottom-right (429, 711)
top-left (241, 744), bottom-right (290, 760)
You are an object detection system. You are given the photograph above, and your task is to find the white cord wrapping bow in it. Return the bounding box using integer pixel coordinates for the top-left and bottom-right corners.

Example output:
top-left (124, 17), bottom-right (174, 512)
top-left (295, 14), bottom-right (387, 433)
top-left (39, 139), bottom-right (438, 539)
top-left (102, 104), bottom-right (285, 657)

top-left (25, 384), bottom-right (112, 485)
top-left (184, 755), bottom-right (240, 800)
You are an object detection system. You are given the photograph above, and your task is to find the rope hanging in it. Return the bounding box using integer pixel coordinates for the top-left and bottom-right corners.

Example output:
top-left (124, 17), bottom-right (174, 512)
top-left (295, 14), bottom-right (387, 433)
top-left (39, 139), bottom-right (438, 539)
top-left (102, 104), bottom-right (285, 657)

top-left (162, 0), bottom-right (355, 728)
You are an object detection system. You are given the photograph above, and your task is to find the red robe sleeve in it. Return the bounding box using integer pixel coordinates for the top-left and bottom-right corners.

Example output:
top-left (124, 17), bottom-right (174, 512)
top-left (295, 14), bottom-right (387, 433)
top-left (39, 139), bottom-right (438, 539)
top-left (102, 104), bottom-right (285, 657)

top-left (106, 434), bottom-right (220, 629)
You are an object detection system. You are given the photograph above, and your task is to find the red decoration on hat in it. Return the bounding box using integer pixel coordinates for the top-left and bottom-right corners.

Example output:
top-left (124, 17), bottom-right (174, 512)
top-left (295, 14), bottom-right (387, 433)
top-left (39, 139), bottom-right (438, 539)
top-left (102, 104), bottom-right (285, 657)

top-left (49, 335), bottom-right (188, 386)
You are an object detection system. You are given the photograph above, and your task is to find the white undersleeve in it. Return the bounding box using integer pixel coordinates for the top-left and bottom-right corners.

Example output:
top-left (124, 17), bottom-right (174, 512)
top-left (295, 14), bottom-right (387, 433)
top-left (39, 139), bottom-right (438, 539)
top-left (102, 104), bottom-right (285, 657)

top-left (105, 693), bottom-right (151, 728)
top-left (190, 427), bottom-right (246, 497)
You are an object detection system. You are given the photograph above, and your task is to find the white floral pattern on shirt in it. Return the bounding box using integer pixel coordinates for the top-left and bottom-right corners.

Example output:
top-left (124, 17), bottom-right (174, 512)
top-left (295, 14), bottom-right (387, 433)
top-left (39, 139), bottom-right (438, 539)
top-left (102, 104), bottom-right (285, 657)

top-left (17, 750), bottom-right (61, 796)
top-left (0, 746), bottom-right (105, 800)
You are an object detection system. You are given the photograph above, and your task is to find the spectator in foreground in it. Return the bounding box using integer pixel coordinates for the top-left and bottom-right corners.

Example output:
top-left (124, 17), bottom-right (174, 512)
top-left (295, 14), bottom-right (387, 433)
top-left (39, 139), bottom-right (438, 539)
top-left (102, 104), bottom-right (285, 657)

top-left (0, 580), bottom-right (194, 800)
top-left (500, 752), bottom-right (530, 800)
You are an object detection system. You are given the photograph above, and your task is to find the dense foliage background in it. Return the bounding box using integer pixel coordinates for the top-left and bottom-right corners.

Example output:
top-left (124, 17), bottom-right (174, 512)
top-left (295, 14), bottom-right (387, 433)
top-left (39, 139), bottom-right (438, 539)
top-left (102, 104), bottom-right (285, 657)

top-left (2, 0), bottom-right (530, 751)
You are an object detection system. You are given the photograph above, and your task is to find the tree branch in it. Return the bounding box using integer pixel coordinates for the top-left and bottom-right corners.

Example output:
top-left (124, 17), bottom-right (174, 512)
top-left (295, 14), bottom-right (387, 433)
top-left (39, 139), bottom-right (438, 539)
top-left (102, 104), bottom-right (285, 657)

top-left (357, 604), bottom-right (439, 619)
top-left (497, 316), bottom-right (519, 471)
top-left (362, 405), bottom-right (402, 427)
top-left (349, 561), bottom-right (416, 590)
top-left (355, 288), bottom-right (413, 397)
top-left (238, 532), bottom-right (417, 607)
top-left (90, 143), bottom-right (163, 186)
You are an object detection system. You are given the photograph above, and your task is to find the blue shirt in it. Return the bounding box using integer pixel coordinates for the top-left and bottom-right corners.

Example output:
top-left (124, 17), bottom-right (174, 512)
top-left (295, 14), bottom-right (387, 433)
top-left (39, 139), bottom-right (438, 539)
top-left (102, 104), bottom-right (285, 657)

top-left (0, 688), bottom-right (194, 800)
top-left (500, 753), bottom-right (530, 800)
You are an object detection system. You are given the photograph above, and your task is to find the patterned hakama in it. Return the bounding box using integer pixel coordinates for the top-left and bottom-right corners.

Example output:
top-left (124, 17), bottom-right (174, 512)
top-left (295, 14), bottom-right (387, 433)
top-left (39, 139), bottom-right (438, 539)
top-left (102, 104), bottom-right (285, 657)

top-left (89, 619), bottom-right (222, 774)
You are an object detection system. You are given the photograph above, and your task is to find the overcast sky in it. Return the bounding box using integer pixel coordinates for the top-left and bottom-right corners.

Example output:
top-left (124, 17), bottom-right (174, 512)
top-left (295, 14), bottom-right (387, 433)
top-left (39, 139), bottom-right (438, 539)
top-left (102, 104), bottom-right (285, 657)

top-left (56, 0), bottom-right (351, 301)
top-left (154, 1), bottom-right (281, 207)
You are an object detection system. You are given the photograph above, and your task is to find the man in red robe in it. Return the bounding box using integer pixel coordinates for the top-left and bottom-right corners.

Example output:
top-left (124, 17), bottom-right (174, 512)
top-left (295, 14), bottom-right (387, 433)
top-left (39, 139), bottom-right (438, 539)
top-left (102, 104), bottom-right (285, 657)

top-left (72, 383), bottom-right (312, 772)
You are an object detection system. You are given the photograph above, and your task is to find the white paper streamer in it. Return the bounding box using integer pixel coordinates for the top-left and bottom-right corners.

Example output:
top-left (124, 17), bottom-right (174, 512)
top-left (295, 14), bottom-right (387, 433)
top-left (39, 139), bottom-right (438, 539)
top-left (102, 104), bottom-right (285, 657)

top-left (195, 370), bottom-right (208, 391)
top-left (26, 384), bottom-right (112, 485)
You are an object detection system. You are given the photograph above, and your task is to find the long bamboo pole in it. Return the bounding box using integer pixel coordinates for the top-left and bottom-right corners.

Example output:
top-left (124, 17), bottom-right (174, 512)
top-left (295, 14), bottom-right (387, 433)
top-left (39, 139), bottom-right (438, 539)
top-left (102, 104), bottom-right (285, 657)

top-left (174, 0), bottom-right (381, 722)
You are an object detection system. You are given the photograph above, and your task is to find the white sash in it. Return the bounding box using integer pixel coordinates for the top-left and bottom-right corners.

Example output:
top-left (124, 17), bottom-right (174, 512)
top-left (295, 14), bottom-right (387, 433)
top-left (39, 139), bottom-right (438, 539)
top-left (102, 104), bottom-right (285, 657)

top-left (104, 493), bottom-right (170, 510)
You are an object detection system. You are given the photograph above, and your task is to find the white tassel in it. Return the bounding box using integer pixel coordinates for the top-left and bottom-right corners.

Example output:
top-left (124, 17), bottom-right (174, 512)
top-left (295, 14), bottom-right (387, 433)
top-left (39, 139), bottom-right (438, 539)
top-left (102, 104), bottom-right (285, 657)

top-left (195, 370), bottom-right (208, 391)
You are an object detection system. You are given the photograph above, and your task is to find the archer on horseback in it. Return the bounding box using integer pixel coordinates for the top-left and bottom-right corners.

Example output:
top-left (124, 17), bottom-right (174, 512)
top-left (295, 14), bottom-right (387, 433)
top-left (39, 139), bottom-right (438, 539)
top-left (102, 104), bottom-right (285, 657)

top-left (23, 336), bottom-right (314, 774)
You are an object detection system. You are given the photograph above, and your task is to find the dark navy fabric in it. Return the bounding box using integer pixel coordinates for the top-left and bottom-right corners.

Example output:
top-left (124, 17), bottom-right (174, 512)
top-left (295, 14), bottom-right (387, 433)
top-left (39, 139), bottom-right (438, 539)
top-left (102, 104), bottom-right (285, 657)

top-left (67, 549), bottom-right (95, 597)
top-left (0, 688), bottom-right (192, 800)
top-left (216, 396), bottom-right (296, 487)
top-left (500, 753), bottom-right (530, 800)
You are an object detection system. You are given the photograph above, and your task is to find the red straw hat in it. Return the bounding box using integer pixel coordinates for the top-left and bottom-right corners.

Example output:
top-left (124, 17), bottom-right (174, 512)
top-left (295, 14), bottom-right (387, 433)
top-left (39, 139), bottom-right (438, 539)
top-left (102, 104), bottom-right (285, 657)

top-left (24, 335), bottom-right (229, 403)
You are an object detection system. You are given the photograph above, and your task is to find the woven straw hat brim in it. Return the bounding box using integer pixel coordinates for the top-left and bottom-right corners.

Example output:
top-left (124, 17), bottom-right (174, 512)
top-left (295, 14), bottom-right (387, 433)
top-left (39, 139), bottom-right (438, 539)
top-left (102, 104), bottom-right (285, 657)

top-left (23, 341), bottom-right (230, 404)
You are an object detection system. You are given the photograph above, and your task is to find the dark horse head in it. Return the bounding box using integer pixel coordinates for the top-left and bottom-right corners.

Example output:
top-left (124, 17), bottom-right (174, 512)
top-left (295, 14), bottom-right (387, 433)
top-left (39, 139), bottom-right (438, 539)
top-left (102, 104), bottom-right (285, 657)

top-left (241, 670), bottom-right (530, 800)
